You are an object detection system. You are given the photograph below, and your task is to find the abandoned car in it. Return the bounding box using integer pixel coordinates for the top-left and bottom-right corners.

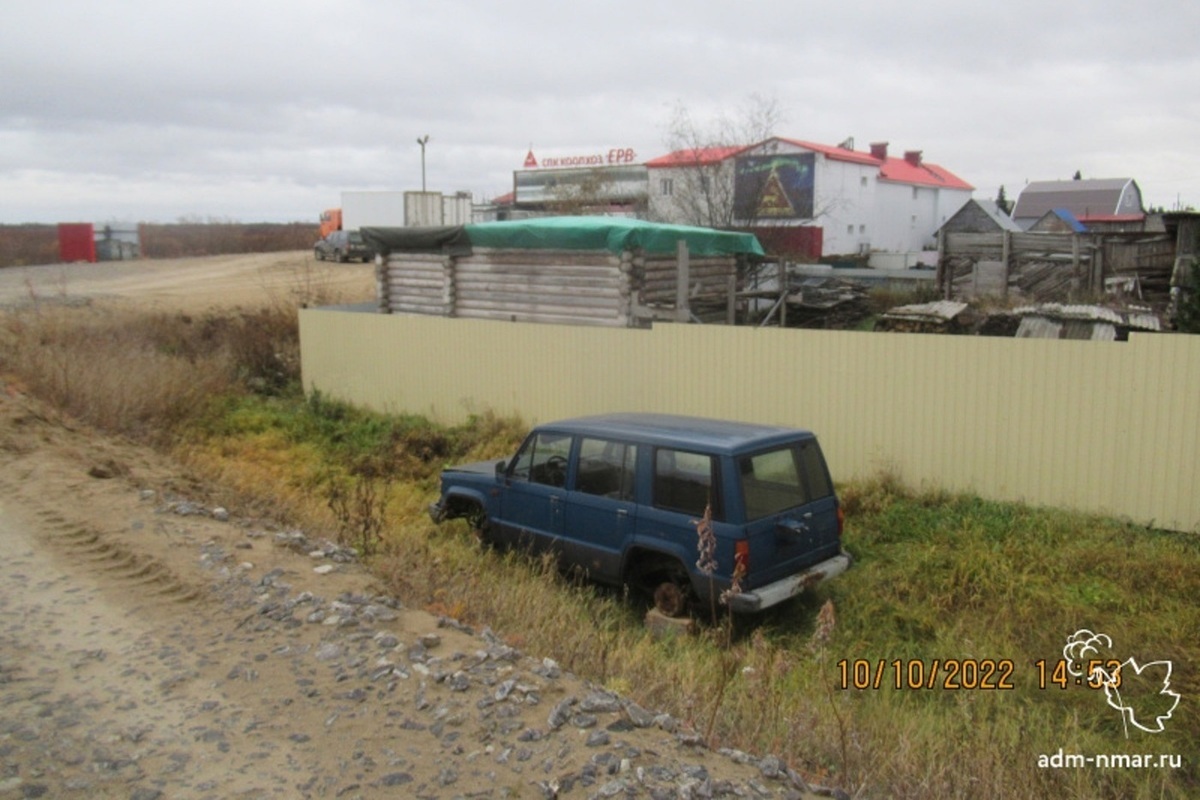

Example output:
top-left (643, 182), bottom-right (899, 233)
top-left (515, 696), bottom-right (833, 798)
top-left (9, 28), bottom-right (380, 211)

top-left (429, 413), bottom-right (851, 615)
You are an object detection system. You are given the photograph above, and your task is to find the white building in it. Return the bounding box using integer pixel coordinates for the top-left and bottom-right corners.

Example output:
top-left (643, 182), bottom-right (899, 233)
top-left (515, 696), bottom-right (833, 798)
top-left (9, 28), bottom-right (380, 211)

top-left (646, 137), bottom-right (974, 263)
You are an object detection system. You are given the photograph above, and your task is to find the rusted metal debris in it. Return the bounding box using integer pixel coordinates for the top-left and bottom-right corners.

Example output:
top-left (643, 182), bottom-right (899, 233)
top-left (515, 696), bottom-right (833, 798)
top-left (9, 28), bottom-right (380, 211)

top-left (1012, 303), bottom-right (1162, 341)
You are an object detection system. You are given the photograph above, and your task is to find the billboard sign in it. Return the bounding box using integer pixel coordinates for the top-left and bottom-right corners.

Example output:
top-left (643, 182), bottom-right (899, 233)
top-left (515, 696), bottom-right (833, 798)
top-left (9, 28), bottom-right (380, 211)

top-left (522, 148), bottom-right (638, 169)
top-left (733, 153), bottom-right (815, 220)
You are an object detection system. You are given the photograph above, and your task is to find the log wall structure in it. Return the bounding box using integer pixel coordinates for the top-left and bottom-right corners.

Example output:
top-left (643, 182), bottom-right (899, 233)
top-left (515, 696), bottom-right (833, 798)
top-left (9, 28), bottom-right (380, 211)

top-left (375, 247), bottom-right (738, 327)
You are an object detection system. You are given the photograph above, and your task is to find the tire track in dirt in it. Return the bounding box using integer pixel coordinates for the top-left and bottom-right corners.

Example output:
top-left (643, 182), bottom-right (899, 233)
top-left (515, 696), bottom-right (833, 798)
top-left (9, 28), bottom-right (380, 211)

top-left (24, 504), bottom-right (203, 604)
top-left (0, 382), bottom-right (829, 799)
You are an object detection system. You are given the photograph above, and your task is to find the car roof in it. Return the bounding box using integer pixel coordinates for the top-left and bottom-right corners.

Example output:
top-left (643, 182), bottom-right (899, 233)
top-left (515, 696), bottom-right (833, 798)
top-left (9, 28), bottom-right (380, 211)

top-left (538, 413), bottom-right (814, 455)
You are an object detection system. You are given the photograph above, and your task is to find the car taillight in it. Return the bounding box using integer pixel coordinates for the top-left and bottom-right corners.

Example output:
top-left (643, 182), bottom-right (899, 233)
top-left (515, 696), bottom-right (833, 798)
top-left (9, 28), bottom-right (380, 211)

top-left (734, 539), bottom-right (750, 574)
top-left (837, 505), bottom-right (844, 539)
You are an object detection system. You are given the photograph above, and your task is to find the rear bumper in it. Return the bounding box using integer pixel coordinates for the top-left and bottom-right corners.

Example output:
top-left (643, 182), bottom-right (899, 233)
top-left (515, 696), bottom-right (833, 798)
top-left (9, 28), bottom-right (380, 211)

top-left (725, 550), bottom-right (853, 614)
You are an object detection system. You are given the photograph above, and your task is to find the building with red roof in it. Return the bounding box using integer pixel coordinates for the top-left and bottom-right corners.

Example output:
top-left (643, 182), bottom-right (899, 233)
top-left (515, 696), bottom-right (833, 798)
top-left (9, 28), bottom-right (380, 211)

top-left (646, 137), bottom-right (974, 261)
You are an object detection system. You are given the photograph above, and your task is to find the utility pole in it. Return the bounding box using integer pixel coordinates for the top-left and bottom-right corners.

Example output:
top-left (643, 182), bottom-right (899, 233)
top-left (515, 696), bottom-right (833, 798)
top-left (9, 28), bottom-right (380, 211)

top-left (416, 135), bottom-right (430, 192)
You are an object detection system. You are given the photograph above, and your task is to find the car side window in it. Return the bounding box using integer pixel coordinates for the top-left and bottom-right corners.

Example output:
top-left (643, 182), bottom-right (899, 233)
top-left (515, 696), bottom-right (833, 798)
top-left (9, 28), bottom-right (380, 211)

top-left (510, 432), bottom-right (572, 488)
top-left (576, 438), bottom-right (637, 501)
top-left (653, 448), bottom-right (719, 519)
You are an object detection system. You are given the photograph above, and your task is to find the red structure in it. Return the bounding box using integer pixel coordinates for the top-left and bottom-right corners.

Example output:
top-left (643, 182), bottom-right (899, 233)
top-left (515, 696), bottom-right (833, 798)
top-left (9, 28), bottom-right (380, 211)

top-left (57, 223), bottom-right (96, 263)
top-left (749, 225), bottom-right (824, 261)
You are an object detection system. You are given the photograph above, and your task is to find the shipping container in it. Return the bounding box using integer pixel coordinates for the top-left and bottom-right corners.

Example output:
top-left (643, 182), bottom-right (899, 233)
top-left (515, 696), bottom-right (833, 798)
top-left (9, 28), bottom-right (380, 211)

top-left (341, 191), bottom-right (407, 231)
top-left (442, 192), bottom-right (474, 226)
top-left (57, 223), bottom-right (96, 263)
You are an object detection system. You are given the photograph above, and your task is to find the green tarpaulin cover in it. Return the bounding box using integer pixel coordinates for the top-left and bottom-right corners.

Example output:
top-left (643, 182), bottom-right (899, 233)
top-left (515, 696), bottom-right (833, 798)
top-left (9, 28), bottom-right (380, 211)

top-left (361, 217), bottom-right (764, 257)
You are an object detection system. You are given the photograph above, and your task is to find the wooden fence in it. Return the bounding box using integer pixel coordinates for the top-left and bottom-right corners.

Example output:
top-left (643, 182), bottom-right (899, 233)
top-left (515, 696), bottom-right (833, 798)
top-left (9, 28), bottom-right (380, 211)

top-left (938, 231), bottom-right (1176, 304)
top-left (300, 309), bottom-right (1200, 533)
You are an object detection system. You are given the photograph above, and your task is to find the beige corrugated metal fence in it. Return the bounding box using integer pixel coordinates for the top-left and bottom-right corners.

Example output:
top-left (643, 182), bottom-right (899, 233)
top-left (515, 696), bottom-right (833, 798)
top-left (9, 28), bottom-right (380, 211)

top-left (300, 309), bottom-right (1200, 532)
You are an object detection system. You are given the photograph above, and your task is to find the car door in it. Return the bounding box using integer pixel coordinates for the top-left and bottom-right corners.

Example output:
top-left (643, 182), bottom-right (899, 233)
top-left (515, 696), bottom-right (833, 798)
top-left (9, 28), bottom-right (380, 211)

top-left (636, 447), bottom-right (726, 580)
top-left (737, 437), bottom-right (841, 587)
top-left (496, 430), bottom-right (572, 553)
top-left (561, 438), bottom-right (638, 583)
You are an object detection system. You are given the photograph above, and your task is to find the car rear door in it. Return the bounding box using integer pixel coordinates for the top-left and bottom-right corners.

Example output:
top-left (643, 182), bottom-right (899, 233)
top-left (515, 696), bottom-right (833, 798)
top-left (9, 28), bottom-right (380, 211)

top-left (737, 437), bottom-right (841, 588)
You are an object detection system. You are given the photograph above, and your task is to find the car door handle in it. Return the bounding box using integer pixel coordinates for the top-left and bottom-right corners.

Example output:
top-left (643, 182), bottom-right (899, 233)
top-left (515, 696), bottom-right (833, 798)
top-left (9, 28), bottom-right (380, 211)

top-left (777, 519), bottom-right (811, 537)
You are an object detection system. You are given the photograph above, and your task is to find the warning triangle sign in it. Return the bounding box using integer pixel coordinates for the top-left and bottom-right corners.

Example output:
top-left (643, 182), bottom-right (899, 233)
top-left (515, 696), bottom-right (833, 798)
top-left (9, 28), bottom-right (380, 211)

top-left (523, 150), bottom-right (538, 168)
top-left (756, 169), bottom-right (795, 217)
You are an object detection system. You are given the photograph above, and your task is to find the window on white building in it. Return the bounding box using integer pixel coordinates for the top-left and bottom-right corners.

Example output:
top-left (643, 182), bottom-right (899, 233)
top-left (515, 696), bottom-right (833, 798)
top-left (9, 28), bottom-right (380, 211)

top-left (859, 224), bottom-right (866, 234)
top-left (847, 225), bottom-right (854, 235)
top-left (661, 179), bottom-right (673, 196)
top-left (912, 186), bottom-right (919, 200)
top-left (860, 176), bottom-right (868, 188)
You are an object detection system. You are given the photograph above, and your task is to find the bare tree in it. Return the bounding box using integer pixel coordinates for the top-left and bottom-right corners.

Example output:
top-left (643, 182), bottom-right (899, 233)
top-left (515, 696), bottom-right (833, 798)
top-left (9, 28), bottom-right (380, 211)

top-left (658, 94), bottom-right (785, 229)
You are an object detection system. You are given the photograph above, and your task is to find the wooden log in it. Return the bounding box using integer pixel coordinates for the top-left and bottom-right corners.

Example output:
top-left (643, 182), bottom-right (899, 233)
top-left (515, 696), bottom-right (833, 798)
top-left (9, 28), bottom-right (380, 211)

top-left (387, 301), bottom-right (448, 315)
top-left (387, 253), bottom-right (446, 264)
top-left (455, 263), bottom-right (618, 280)
top-left (384, 276), bottom-right (445, 291)
top-left (455, 297), bottom-right (619, 316)
top-left (456, 283), bottom-right (622, 301)
top-left (457, 309), bottom-right (625, 327)
top-left (454, 275), bottom-right (624, 292)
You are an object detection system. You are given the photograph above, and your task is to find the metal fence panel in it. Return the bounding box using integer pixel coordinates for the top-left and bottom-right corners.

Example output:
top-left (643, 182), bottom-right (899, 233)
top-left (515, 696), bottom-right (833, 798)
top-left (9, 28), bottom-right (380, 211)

top-left (300, 310), bottom-right (1200, 532)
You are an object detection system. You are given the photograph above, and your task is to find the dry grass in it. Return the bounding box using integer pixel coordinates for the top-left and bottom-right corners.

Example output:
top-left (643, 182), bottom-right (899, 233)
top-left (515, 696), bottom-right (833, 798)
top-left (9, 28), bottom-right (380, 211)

top-left (2, 297), bottom-right (1195, 800)
top-left (0, 305), bottom-right (237, 439)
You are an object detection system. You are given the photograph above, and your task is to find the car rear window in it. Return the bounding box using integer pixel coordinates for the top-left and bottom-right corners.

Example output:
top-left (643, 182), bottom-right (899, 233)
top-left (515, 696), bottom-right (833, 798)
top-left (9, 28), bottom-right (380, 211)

top-left (739, 439), bottom-right (832, 520)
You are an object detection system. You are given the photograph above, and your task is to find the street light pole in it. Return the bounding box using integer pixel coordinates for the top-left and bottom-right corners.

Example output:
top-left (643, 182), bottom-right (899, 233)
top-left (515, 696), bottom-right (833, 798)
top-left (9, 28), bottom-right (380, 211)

top-left (416, 135), bottom-right (430, 192)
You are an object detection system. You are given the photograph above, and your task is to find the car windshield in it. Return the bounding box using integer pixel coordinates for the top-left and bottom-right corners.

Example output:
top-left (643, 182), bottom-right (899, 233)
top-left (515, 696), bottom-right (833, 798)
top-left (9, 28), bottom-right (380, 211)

top-left (738, 440), bottom-right (830, 520)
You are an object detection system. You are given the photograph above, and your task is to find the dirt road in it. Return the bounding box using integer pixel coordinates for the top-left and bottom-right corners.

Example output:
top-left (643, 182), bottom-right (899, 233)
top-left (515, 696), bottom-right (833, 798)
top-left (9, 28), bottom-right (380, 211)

top-left (0, 251), bottom-right (376, 311)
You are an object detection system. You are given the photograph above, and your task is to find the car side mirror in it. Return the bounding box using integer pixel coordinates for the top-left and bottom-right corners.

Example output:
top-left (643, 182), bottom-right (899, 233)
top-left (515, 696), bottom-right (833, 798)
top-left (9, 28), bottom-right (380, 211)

top-left (495, 460), bottom-right (507, 478)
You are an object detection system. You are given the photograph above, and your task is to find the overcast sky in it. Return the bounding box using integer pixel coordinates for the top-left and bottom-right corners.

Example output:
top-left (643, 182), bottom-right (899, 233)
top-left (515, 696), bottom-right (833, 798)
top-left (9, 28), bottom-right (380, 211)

top-left (3, 1), bottom-right (1197, 225)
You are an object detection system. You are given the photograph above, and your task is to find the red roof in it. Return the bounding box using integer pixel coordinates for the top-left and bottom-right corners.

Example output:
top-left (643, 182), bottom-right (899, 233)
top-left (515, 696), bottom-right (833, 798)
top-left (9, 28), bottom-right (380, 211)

top-left (491, 191), bottom-right (515, 205)
top-left (776, 137), bottom-right (971, 188)
top-left (646, 137), bottom-right (973, 190)
top-left (878, 157), bottom-right (973, 191)
top-left (775, 138), bottom-right (880, 167)
top-left (644, 145), bottom-right (749, 168)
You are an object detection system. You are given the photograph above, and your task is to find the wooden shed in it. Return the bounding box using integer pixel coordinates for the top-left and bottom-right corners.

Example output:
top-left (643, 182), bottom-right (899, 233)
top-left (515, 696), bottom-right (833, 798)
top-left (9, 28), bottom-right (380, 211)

top-left (361, 217), bottom-right (764, 328)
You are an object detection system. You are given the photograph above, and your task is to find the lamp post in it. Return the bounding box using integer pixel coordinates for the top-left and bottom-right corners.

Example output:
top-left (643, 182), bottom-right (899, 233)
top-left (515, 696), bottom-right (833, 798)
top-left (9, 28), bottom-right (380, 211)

top-left (416, 135), bottom-right (430, 192)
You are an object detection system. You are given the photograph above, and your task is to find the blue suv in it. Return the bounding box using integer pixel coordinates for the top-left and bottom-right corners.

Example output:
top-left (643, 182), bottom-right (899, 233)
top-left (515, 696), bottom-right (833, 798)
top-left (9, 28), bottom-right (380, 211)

top-left (429, 413), bottom-right (850, 616)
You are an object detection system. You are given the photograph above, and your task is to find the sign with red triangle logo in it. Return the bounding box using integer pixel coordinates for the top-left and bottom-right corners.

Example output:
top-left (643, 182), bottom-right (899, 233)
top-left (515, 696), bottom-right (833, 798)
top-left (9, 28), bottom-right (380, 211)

top-left (523, 150), bottom-right (538, 168)
top-left (757, 169), bottom-right (796, 217)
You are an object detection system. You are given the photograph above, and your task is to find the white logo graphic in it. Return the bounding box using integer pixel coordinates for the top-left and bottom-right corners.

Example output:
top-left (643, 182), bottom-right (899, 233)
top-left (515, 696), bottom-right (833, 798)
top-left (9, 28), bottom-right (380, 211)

top-left (1064, 629), bottom-right (1181, 737)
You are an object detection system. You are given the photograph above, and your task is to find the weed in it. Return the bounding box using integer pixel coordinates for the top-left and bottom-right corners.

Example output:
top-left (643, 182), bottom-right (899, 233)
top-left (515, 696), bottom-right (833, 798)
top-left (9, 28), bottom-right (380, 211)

top-left (326, 467), bottom-right (391, 557)
top-left (865, 281), bottom-right (941, 314)
top-left (3, 300), bottom-right (1197, 799)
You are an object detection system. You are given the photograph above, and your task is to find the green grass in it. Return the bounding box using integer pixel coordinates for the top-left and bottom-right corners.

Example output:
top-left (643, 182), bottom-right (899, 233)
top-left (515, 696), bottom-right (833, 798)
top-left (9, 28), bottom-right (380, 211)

top-left (185, 395), bottom-right (1198, 798)
top-left (2, 303), bottom-right (1194, 799)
